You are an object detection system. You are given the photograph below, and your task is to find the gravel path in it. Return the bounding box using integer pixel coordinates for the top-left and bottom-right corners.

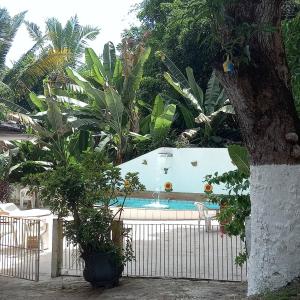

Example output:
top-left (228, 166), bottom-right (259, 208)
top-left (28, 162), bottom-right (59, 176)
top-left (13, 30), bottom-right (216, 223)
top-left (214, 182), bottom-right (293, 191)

top-left (0, 276), bottom-right (247, 299)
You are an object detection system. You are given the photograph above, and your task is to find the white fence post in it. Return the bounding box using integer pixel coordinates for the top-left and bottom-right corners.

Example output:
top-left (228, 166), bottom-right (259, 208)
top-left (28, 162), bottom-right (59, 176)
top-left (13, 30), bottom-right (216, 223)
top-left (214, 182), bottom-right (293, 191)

top-left (51, 218), bottom-right (63, 278)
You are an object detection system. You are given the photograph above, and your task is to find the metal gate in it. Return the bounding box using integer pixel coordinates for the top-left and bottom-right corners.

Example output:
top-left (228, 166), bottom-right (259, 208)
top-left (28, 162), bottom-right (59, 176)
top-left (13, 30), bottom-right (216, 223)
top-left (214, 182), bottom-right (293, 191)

top-left (123, 223), bottom-right (247, 281)
top-left (62, 222), bottom-right (247, 282)
top-left (0, 215), bottom-right (40, 281)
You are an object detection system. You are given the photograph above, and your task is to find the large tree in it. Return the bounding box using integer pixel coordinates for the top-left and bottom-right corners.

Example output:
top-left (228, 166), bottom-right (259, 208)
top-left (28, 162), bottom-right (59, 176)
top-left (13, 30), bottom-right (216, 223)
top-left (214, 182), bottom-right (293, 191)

top-left (203, 0), bottom-right (300, 295)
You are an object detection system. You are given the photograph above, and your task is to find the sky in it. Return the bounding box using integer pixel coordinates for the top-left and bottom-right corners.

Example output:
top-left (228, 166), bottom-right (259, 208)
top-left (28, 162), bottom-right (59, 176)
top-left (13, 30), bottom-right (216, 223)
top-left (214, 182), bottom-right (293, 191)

top-left (1, 0), bottom-right (142, 66)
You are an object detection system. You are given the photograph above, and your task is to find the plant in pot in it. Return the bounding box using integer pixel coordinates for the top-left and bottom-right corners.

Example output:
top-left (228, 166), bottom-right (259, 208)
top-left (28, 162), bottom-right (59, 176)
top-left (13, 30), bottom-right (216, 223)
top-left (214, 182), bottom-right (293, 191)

top-left (36, 152), bottom-right (144, 287)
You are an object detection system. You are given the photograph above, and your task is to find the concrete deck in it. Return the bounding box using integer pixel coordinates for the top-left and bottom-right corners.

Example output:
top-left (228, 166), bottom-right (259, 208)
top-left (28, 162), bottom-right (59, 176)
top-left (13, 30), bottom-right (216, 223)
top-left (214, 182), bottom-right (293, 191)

top-left (0, 276), bottom-right (247, 300)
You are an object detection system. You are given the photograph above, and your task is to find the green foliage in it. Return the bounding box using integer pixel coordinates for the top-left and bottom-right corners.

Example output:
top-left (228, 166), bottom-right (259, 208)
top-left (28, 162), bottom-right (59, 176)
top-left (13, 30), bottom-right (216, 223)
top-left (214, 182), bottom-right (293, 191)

top-left (156, 51), bottom-right (236, 144)
top-left (132, 94), bottom-right (176, 149)
top-left (0, 152), bottom-right (13, 203)
top-left (0, 152), bottom-right (11, 180)
top-left (228, 144), bottom-right (250, 176)
top-left (149, 94), bottom-right (176, 144)
top-left (205, 145), bottom-right (250, 265)
top-left (41, 16), bottom-right (100, 67)
top-left (283, 14), bottom-right (300, 116)
top-left (0, 8), bottom-right (26, 71)
top-left (63, 42), bottom-right (151, 163)
top-left (30, 152), bottom-right (145, 263)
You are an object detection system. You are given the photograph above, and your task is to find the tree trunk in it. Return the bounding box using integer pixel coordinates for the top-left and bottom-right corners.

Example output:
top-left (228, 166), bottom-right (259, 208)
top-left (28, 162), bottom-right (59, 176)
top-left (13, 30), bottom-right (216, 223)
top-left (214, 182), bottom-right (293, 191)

top-left (0, 180), bottom-right (11, 203)
top-left (215, 0), bottom-right (300, 295)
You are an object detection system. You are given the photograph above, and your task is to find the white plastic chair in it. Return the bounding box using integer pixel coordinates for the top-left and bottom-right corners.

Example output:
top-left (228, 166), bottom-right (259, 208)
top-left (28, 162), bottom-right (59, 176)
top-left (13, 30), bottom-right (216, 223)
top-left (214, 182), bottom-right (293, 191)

top-left (194, 202), bottom-right (218, 231)
top-left (20, 187), bottom-right (35, 209)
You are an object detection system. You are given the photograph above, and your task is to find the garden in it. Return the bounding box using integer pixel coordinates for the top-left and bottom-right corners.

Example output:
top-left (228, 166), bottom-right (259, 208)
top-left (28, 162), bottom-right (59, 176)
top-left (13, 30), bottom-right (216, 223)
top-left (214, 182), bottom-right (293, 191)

top-left (1, 0), bottom-right (300, 298)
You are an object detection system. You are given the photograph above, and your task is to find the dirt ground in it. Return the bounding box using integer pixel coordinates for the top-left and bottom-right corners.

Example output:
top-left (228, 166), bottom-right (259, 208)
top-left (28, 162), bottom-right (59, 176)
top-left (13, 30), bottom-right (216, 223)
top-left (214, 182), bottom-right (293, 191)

top-left (0, 276), bottom-right (247, 300)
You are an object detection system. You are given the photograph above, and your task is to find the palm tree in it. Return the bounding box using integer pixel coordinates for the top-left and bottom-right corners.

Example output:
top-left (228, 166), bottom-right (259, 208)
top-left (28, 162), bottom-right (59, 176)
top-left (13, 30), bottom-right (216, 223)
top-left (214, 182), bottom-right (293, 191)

top-left (26, 15), bottom-right (100, 67)
top-left (0, 8), bottom-right (69, 104)
top-left (0, 8), bottom-right (26, 71)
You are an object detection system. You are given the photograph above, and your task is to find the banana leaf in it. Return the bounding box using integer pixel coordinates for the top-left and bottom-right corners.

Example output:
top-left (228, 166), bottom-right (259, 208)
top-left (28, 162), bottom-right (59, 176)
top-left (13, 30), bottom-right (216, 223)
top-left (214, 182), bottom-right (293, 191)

top-left (103, 41), bottom-right (116, 81)
top-left (66, 67), bottom-right (106, 108)
top-left (228, 145), bottom-right (250, 176)
top-left (85, 48), bottom-right (106, 86)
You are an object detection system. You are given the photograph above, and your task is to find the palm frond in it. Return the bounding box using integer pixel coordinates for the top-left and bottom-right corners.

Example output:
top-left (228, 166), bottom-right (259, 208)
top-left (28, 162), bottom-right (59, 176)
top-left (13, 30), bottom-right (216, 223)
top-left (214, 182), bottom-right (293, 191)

top-left (6, 49), bottom-right (70, 96)
top-left (24, 21), bottom-right (44, 44)
top-left (0, 9), bottom-right (26, 69)
top-left (46, 17), bottom-right (64, 50)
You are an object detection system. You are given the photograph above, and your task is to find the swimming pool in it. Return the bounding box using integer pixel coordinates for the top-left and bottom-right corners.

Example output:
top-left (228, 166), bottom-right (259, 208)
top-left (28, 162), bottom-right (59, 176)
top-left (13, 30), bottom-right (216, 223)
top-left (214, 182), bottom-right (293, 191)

top-left (110, 197), bottom-right (220, 211)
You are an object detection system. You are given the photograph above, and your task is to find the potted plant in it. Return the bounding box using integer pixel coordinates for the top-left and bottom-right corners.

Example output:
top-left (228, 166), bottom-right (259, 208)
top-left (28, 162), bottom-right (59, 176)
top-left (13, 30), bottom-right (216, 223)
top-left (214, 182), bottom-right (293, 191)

top-left (35, 152), bottom-right (144, 287)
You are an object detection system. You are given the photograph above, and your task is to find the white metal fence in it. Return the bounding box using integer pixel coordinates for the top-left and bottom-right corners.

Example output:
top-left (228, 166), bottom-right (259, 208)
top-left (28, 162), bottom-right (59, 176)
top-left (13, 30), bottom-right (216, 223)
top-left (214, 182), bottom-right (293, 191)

top-left (0, 216), bottom-right (40, 281)
top-left (61, 222), bottom-right (247, 282)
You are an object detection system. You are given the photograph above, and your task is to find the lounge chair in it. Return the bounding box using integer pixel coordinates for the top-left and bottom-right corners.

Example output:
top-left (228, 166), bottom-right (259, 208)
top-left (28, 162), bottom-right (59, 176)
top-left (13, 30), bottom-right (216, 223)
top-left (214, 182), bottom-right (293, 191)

top-left (0, 203), bottom-right (51, 249)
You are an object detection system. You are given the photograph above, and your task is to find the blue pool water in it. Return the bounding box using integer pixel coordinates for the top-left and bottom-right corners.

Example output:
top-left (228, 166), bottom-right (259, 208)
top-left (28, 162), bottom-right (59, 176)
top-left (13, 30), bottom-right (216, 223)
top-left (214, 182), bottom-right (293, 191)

top-left (110, 197), bottom-right (220, 211)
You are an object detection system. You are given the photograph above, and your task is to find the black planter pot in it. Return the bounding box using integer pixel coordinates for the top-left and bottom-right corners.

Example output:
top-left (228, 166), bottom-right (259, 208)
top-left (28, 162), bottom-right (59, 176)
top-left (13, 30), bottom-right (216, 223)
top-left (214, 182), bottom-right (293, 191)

top-left (82, 251), bottom-right (123, 288)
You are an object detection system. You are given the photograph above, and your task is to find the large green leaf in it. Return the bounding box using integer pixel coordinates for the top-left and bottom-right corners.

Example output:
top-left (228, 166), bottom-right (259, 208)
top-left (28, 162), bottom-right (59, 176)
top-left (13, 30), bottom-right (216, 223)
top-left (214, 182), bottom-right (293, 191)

top-left (68, 118), bottom-right (97, 129)
top-left (68, 130), bottom-right (92, 159)
top-left (204, 71), bottom-right (222, 115)
top-left (186, 67), bottom-right (204, 107)
top-left (164, 72), bottom-right (202, 112)
top-left (131, 47), bottom-right (151, 92)
top-left (54, 96), bottom-right (88, 107)
top-left (178, 104), bottom-right (195, 129)
top-left (9, 160), bottom-right (52, 174)
top-left (228, 145), bottom-right (250, 176)
top-left (47, 101), bottom-right (64, 132)
top-left (122, 47), bottom-right (151, 106)
top-left (85, 48), bottom-right (106, 86)
top-left (112, 58), bottom-right (123, 91)
top-left (29, 92), bottom-right (47, 111)
top-left (66, 67), bottom-right (105, 108)
top-left (103, 42), bottom-right (116, 81)
top-left (151, 94), bottom-right (165, 127)
top-left (210, 104), bottom-right (235, 118)
top-left (157, 51), bottom-right (190, 91)
top-left (152, 103), bottom-right (176, 143)
top-left (140, 114), bottom-right (151, 134)
top-left (158, 51), bottom-right (202, 112)
top-left (104, 88), bottom-right (124, 133)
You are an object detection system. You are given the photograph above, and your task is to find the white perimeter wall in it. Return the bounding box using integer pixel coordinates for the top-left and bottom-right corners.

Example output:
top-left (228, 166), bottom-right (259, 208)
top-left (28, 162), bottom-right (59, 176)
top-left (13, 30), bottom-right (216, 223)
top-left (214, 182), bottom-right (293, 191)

top-left (119, 147), bottom-right (235, 194)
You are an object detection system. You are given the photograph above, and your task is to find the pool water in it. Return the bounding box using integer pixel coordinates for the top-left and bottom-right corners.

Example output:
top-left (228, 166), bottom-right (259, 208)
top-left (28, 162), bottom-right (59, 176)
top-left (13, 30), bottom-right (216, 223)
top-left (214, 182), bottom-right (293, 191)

top-left (110, 197), bottom-right (220, 211)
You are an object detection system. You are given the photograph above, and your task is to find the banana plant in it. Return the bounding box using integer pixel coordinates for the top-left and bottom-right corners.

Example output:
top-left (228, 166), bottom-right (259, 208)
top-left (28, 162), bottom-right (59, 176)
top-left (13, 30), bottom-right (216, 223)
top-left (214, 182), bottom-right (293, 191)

top-left (66, 65), bottom-right (128, 163)
top-left (3, 87), bottom-right (94, 179)
top-left (58, 42), bottom-right (151, 163)
top-left (132, 94), bottom-right (176, 147)
top-left (156, 51), bottom-right (235, 137)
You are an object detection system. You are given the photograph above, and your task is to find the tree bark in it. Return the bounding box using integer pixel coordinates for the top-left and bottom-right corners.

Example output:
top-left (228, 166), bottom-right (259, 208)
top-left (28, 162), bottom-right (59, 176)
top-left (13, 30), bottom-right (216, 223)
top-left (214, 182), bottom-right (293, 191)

top-left (214, 0), bottom-right (300, 295)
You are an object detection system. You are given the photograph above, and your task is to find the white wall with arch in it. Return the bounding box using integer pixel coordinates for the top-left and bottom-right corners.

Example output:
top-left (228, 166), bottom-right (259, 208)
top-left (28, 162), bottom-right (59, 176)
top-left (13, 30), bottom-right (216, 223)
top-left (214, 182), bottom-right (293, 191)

top-left (119, 147), bottom-right (236, 194)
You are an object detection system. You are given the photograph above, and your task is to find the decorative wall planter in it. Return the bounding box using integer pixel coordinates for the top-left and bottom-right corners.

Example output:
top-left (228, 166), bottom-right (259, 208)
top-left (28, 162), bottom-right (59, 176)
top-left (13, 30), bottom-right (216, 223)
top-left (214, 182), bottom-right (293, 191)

top-left (164, 182), bottom-right (173, 192)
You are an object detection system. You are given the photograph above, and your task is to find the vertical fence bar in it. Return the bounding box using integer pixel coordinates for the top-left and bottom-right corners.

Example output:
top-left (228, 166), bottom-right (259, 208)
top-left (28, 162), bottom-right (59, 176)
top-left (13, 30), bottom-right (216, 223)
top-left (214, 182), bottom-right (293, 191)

top-left (35, 220), bottom-right (40, 282)
top-left (146, 224), bottom-right (149, 276)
